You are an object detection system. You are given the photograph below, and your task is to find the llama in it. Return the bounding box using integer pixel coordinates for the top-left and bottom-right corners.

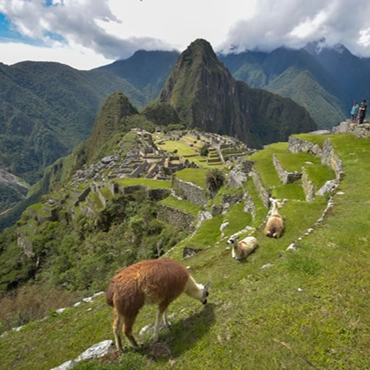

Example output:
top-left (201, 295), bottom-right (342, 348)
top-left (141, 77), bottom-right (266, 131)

top-left (227, 236), bottom-right (258, 259)
top-left (106, 258), bottom-right (210, 352)
top-left (264, 198), bottom-right (284, 238)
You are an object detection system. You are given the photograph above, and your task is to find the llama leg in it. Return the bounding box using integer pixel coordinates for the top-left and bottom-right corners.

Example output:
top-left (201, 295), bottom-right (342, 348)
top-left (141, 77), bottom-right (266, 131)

top-left (112, 308), bottom-right (124, 352)
top-left (153, 308), bottom-right (162, 341)
top-left (162, 308), bottom-right (171, 328)
top-left (123, 314), bottom-right (139, 349)
top-left (154, 303), bottom-right (169, 341)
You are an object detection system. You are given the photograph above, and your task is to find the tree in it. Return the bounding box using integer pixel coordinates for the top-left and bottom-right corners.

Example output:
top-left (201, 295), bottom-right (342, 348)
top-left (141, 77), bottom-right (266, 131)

top-left (206, 168), bottom-right (225, 198)
top-left (200, 144), bottom-right (209, 157)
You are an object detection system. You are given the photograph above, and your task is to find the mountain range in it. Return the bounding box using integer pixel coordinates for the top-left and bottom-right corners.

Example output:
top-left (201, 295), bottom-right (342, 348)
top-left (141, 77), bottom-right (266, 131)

top-left (1, 38), bottom-right (369, 221)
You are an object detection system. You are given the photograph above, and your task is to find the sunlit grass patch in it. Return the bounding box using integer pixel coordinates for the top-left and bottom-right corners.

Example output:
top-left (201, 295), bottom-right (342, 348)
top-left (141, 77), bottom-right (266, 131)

top-left (175, 168), bottom-right (208, 189)
top-left (155, 140), bottom-right (198, 156)
top-left (247, 144), bottom-right (284, 189)
top-left (222, 202), bottom-right (253, 238)
top-left (159, 196), bottom-right (201, 217)
top-left (114, 178), bottom-right (171, 188)
top-left (304, 163), bottom-right (336, 190)
top-left (275, 151), bottom-right (321, 171)
top-left (272, 183), bottom-right (305, 200)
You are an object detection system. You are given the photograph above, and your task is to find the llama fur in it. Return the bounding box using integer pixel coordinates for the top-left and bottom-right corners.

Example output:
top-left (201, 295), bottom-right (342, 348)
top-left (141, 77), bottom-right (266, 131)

top-left (106, 258), bottom-right (210, 352)
top-left (227, 236), bottom-right (258, 260)
top-left (264, 199), bottom-right (284, 238)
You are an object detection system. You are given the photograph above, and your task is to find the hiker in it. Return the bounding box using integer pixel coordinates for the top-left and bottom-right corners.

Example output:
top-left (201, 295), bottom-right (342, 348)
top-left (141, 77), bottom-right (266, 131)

top-left (358, 100), bottom-right (367, 124)
top-left (350, 101), bottom-right (359, 123)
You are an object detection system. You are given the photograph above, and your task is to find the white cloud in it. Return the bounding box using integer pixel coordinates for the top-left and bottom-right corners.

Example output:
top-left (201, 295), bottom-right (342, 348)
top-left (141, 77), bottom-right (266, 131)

top-left (0, 41), bottom-right (112, 70)
top-left (0, 0), bottom-right (370, 70)
top-left (219, 0), bottom-right (370, 56)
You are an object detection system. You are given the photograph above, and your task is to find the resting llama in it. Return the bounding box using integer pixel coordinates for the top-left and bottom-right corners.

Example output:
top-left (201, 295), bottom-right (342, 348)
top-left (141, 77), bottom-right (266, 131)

top-left (264, 199), bottom-right (284, 238)
top-left (106, 258), bottom-right (210, 352)
top-left (227, 236), bottom-right (258, 260)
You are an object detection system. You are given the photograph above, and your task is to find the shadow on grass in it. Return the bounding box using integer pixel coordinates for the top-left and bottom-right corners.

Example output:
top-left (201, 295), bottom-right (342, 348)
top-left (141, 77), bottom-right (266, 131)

top-left (140, 303), bottom-right (216, 363)
top-left (99, 304), bottom-right (216, 368)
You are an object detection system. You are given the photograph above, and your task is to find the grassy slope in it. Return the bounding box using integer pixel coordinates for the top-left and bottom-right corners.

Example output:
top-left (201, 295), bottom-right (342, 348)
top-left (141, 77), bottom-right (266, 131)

top-left (1, 134), bottom-right (370, 369)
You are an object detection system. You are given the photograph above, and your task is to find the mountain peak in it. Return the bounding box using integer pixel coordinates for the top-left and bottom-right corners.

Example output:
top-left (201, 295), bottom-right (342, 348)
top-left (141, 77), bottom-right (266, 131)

top-left (178, 38), bottom-right (220, 69)
top-left (159, 38), bottom-right (316, 147)
top-left (87, 92), bottom-right (138, 161)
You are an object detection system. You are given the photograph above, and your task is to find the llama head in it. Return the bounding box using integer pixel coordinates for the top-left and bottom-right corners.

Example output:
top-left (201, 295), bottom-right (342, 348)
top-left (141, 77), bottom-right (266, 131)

top-left (227, 236), bottom-right (238, 245)
top-left (201, 282), bottom-right (210, 304)
top-left (269, 198), bottom-right (282, 213)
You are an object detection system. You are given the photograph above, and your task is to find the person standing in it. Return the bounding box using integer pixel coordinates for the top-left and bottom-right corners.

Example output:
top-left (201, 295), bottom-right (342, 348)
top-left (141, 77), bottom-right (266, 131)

top-left (358, 100), bottom-right (367, 124)
top-left (350, 101), bottom-right (359, 123)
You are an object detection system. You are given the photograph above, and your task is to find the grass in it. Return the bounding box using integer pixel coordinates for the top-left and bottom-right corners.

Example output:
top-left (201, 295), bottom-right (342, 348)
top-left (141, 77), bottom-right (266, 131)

top-left (2, 133), bottom-right (370, 369)
top-left (159, 196), bottom-right (201, 217)
top-left (155, 138), bottom-right (198, 156)
top-left (175, 168), bottom-right (208, 189)
top-left (154, 134), bottom-right (225, 169)
top-left (114, 178), bottom-right (172, 188)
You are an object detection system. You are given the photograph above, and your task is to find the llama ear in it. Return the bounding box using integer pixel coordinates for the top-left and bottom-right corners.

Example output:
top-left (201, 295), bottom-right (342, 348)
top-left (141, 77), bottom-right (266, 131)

top-left (204, 281), bottom-right (211, 292)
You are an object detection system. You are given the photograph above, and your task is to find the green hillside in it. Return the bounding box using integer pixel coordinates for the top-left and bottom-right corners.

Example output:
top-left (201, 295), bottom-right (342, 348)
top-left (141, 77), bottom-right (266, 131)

top-left (266, 68), bottom-right (344, 130)
top-left (1, 129), bottom-right (370, 369)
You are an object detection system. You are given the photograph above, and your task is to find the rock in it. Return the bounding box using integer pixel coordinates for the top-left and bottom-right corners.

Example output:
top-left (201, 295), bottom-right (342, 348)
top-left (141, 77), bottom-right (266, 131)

top-left (74, 340), bottom-right (113, 362)
top-left (183, 247), bottom-right (202, 258)
top-left (50, 360), bottom-right (77, 370)
top-left (316, 180), bottom-right (337, 196)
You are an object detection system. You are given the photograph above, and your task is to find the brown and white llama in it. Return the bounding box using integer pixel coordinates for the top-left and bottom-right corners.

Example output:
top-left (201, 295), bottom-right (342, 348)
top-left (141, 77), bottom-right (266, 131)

top-left (106, 258), bottom-right (210, 352)
top-left (264, 198), bottom-right (284, 238)
top-left (227, 235), bottom-right (258, 260)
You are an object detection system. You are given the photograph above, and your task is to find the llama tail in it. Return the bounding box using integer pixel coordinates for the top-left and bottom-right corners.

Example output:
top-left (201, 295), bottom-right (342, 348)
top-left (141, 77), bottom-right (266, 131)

top-left (105, 282), bottom-right (115, 307)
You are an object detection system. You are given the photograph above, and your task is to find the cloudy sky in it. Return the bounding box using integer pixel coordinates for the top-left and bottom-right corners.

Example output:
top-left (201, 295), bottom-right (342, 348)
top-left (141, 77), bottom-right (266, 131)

top-left (1, 0), bottom-right (370, 70)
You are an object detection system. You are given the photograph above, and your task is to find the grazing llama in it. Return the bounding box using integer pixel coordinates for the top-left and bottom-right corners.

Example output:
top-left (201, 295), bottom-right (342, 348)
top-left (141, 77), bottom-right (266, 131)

top-left (106, 258), bottom-right (210, 352)
top-left (264, 199), bottom-right (284, 238)
top-left (227, 236), bottom-right (258, 259)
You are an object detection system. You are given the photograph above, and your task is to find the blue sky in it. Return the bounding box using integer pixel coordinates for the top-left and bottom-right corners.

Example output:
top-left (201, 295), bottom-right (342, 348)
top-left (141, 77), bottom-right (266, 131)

top-left (0, 0), bottom-right (370, 70)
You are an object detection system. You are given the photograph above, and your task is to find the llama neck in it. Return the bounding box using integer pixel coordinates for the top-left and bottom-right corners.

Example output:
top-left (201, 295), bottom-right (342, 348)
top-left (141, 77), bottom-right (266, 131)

top-left (184, 275), bottom-right (204, 300)
top-left (271, 203), bottom-right (279, 215)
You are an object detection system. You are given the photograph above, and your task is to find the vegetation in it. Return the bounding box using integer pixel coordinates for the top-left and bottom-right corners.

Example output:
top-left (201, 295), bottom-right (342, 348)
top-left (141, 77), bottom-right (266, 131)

top-left (1, 132), bottom-right (369, 369)
top-left (1, 40), bottom-right (370, 369)
top-left (2, 40), bottom-right (369, 214)
top-left (0, 40), bottom-right (321, 214)
top-left (1, 130), bottom-right (370, 369)
top-left (205, 168), bottom-right (225, 197)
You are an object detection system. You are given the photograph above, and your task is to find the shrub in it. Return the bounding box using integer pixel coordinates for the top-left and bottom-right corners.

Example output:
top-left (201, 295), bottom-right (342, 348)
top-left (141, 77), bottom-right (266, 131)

top-left (206, 168), bottom-right (225, 198)
top-left (200, 144), bottom-right (209, 157)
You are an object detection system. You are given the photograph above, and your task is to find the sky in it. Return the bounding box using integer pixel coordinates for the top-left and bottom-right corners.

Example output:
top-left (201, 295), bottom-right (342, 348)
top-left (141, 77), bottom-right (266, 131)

top-left (1, 0), bottom-right (370, 70)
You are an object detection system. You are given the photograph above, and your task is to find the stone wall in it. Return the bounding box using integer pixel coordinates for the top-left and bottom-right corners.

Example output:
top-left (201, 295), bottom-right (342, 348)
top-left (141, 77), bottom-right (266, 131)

top-left (301, 167), bottom-right (315, 201)
top-left (148, 188), bottom-right (172, 201)
top-left (288, 136), bottom-right (322, 157)
top-left (173, 178), bottom-right (208, 206)
top-left (243, 190), bottom-right (256, 218)
top-left (321, 139), bottom-right (343, 180)
top-left (250, 168), bottom-right (270, 208)
top-left (287, 136), bottom-right (343, 200)
top-left (157, 204), bottom-right (196, 231)
top-left (272, 155), bottom-right (302, 184)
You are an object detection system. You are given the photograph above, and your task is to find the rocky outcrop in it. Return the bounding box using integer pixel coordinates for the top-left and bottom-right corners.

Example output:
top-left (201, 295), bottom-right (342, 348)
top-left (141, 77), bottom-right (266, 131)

top-left (332, 120), bottom-right (370, 138)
